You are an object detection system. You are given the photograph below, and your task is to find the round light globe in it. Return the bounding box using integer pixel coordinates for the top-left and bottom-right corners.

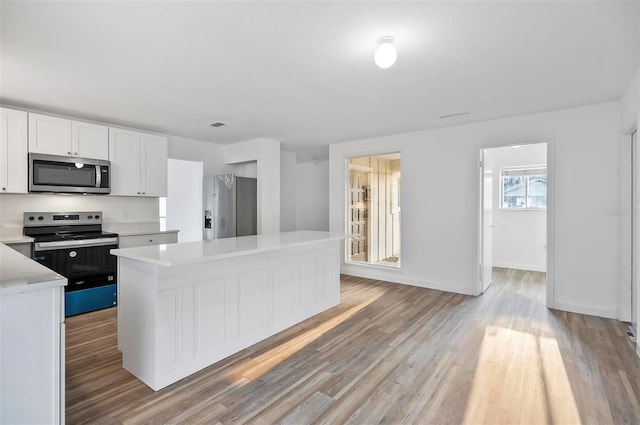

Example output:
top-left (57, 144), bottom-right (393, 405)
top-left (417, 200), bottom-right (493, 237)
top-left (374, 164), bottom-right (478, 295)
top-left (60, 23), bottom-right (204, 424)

top-left (375, 37), bottom-right (397, 69)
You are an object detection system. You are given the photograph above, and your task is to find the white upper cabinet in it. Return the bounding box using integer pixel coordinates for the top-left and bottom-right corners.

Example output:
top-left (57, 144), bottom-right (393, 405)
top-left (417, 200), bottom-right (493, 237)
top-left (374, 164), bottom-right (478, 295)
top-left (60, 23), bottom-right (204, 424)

top-left (28, 113), bottom-right (108, 160)
top-left (109, 128), bottom-right (167, 197)
top-left (28, 113), bottom-right (71, 156)
top-left (0, 108), bottom-right (28, 194)
top-left (72, 121), bottom-right (109, 160)
top-left (141, 133), bottom-right (168, 197)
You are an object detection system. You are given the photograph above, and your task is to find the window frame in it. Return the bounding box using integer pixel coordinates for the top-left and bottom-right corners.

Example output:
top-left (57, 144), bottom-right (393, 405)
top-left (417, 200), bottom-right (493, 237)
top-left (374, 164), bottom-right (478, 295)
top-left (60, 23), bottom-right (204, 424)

top-left (499, 165), bottom-right (547, 211)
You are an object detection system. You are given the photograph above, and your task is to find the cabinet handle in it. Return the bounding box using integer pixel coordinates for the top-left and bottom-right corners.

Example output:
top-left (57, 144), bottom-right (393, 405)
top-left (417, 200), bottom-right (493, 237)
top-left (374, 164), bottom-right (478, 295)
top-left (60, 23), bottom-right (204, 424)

top-left (142, 192), bottom-right (146, 195)
top-left (74, 152), bottom-right (78, 155)
top-left (67, 151), bottom-right (72, 155)
top-left (137, 192), bottom-right (141, 194)
top-left (149, 239), bottom-right (153, 242)
top-left (1, 187), bottom-right (6, 191)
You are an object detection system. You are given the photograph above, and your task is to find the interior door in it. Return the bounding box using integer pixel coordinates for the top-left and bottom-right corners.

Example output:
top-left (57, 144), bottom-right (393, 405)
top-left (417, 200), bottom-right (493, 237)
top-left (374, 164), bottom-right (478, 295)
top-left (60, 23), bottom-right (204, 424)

top-left (480, 150), bottom-right (494, 293)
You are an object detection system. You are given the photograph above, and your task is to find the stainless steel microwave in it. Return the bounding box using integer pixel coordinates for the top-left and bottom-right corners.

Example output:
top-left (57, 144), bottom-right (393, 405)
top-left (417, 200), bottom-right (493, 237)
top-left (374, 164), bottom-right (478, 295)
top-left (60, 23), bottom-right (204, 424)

top-left (29, 153), bottom-right (111, 194)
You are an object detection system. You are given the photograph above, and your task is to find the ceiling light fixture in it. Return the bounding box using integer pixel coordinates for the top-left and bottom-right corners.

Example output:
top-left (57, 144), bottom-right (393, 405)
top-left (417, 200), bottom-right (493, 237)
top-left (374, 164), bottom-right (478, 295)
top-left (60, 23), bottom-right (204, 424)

top-left (374, 36), bottom-right (397, 69)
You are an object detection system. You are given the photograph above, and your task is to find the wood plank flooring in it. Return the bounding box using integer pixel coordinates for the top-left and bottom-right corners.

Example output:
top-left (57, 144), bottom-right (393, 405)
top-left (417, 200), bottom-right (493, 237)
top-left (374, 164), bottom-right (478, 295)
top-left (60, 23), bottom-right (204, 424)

top-left (66, 269), bottom-right (640, 424)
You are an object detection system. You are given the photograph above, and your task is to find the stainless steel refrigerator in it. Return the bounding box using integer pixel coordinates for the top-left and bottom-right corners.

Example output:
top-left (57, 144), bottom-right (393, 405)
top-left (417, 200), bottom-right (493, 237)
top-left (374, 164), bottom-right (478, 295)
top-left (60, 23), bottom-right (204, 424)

top-left (203, 174), bottom-right (257, 239)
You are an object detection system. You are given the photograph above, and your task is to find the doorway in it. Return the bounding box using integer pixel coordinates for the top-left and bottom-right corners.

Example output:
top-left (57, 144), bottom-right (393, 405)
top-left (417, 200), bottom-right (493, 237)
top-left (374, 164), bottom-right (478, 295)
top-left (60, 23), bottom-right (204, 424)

top-left (478, 142), bottom-right (551, 303)
top-left (346, 153), bottom-right (401, 268)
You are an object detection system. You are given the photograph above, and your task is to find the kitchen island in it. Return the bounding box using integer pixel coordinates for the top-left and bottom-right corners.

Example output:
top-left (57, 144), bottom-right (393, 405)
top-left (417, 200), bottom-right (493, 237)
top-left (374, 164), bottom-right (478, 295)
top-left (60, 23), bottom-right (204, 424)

top-left (111, 231), bottom-right (344, 391)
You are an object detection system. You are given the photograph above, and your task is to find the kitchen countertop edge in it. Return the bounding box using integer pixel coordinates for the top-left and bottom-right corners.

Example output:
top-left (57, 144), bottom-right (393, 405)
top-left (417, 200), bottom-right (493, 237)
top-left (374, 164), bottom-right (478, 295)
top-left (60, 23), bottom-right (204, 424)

top-left (111, 231), bottom-right (345, 268)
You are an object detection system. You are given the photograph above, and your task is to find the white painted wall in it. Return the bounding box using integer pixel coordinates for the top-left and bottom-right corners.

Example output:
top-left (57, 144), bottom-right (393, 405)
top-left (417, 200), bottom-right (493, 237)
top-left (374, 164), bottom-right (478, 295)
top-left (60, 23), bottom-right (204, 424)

top-left (167, 135), bottom-right (232, 176)
top-left (232, 161), bottom-right (258, 178)
top-left (224, 138), bottom-right (280, 234)
top-left (280, 151), bottom-right (297, 232)
top-left (0, 194), bottom-right (158, 227)
top-left (296, 159), bottom-right (329, 231)
top-left (485, 144), bottom-right (547, 272)
top-left (620, 68), bottom-right (639, 134)
top-left (330, 102), bottom-right (622, 319)
top-left (167, 159), bottom-right (203, 243)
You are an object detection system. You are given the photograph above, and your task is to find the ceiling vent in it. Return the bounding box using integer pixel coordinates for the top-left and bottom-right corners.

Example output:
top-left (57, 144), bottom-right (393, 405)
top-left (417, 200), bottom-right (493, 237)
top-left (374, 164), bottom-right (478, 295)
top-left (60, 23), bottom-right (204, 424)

top-left (210, 122), bottom-right (226, 128)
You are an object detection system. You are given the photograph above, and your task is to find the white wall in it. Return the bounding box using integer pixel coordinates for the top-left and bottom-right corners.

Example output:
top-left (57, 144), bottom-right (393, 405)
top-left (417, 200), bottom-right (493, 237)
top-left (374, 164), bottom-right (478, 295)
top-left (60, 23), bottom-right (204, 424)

top-left (0, 194), bottom-right (158, 227)
top-left (485, 144), bottom-right (547, 272)
top-left (232, 161), bottom-right (258, 178)
top-left (224, 138), bottom-right (280, 234)
top-left (167, 159), bottom-right (203, 243)
top-left (296, 159), bottom-right (329, 231)
top-left (330, 102), bottom-right (622, 319)
top-left (620, 68), bottom-right (639, 134)
top-left (280, 151), bottom-right (297, 232)
top-left (168, 135), bottom-right (231, 176)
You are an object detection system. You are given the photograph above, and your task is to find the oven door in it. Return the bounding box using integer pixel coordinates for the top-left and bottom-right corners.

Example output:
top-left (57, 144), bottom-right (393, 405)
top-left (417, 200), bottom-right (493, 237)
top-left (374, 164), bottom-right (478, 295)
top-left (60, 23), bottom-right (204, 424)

top-left (32, 243), bottom-right (117, 280)
top-left (32, 242), bottom-right (118, 316)
top-left (29, 153), bottom-right (110, 194)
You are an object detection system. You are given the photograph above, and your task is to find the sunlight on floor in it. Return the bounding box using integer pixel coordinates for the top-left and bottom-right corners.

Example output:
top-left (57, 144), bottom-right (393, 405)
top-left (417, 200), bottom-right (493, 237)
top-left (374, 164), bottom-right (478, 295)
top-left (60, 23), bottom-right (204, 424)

top-left (226, 290), bottom-right (385, 383)
top-left (463, 326), bottom-right (581, 424)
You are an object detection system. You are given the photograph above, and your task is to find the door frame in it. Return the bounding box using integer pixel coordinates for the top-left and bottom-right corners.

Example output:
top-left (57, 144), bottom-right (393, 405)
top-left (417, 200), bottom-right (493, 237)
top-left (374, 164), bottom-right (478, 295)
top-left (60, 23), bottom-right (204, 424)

top-left (475, 137), bottom-right (555, 309)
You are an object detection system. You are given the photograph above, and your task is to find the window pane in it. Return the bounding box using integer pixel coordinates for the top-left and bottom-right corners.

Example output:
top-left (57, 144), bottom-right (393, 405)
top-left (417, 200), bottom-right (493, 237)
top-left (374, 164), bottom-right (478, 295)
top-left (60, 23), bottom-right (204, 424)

top-left (527, 175), bottom-right (547, 208)
top-left (502, 176), bottom-right (526, 208)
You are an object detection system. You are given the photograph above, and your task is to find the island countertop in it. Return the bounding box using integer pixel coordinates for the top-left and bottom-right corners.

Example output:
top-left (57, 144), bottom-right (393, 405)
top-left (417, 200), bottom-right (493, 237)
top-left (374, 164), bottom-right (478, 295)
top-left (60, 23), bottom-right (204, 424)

top-left (110, 230), bottom-right (344, 267)
top-left (0, 243), bottom-right (66, 295)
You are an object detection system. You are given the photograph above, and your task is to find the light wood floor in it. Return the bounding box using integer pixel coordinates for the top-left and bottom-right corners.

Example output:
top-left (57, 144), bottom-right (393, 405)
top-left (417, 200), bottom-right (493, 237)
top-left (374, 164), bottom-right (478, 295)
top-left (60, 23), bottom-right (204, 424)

top-left (66, 269), bottom-right (640, 424)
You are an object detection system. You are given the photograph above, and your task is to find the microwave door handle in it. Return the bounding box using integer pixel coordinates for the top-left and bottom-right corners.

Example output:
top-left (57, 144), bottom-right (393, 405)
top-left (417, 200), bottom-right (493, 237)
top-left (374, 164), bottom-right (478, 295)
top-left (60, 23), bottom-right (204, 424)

top-left (96, 165), bottom-right (102, 188)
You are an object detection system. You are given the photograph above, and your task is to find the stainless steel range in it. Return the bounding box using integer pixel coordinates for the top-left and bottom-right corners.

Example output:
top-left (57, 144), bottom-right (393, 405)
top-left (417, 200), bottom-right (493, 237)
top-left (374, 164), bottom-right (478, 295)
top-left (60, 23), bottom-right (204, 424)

top-left (24, 211), bottom-right (118, 317)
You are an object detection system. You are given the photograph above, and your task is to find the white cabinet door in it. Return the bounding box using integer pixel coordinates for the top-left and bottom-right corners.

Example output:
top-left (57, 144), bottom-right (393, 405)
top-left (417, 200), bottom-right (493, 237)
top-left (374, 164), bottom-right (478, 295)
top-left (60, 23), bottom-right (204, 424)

top-left (1, 285), bottom-right (64, 425)
top-left (72, 121), bottom-right (109, 160)
top-left (0, 108), bottom-right (28, 193)
top-left (28, 113), bottom-right (72, 156)
top-left (141, 134), bottom-right (168, 197)
top-left (109, 128), bottom-right (141, 196)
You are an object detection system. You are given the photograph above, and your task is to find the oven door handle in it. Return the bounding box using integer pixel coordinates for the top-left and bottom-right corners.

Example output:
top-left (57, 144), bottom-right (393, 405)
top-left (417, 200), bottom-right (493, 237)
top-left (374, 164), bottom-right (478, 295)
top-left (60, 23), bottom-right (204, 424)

top-left (34, 237), bottom-right (119, 251)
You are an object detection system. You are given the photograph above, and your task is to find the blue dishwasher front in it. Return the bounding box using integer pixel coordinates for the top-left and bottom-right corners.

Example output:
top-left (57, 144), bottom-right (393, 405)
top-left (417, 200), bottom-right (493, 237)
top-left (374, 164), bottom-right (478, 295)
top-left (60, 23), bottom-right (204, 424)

top-left (66, 283), bottom-right (117, 317)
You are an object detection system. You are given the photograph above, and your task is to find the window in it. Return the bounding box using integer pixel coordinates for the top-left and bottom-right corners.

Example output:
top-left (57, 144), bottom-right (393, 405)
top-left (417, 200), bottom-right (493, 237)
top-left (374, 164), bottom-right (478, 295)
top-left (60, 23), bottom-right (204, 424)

top-left (501, 167), bottom-right (547, 209)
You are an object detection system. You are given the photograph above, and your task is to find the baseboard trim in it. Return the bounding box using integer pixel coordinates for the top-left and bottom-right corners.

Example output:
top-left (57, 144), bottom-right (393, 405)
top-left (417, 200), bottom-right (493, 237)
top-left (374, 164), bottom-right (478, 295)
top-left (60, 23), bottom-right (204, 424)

top-left (492, 261), bottom-right (546, 273)
top-left (552, 301), bottom-right (618, 320)
top-left (340, 265), bottom-right (474, 296)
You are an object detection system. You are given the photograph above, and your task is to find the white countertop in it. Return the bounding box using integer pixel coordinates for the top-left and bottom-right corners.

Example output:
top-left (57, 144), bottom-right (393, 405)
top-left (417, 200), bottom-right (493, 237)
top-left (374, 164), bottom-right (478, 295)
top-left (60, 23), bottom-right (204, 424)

top-left (0, 243), bottom-right (66, 295)
top-left (0, 228), bottom-right (33, 244)
top-left (103, 222), bottom-right (179, 236)
top-left (111, 231), bottom-right (345, 267)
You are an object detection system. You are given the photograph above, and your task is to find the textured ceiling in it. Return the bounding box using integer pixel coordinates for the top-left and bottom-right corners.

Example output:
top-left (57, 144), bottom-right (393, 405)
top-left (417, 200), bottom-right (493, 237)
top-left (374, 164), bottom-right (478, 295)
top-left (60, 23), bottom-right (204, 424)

top-left (1, 1), bottom-right (639, 157)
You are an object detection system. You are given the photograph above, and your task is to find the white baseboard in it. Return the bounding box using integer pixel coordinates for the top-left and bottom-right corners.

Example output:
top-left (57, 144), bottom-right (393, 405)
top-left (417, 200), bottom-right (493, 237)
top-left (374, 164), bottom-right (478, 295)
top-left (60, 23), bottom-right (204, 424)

top-left (340, 264), bottom-right (474, 296)
top-left (552, 300), bottom-right (618, 320)
top-left (492, 261), bottom-right (546, 273)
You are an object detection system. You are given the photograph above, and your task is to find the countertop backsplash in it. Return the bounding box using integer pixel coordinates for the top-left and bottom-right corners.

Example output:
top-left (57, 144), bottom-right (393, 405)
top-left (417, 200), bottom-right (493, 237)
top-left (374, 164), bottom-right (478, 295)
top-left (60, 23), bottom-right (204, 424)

top-left (0, 194), bottom-right (160, 227)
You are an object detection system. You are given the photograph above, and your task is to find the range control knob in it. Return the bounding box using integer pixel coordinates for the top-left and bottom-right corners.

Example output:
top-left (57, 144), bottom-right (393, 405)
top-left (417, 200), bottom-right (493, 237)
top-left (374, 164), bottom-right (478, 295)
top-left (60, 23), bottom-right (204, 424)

top-left (87, 215), bottom-right (93, 219)
top-left (38, 216), bottom-right (44, 221)
top-left (28, 216), bottom-right (35, 221)
top-left (95, 215), bottom-right (100, 219)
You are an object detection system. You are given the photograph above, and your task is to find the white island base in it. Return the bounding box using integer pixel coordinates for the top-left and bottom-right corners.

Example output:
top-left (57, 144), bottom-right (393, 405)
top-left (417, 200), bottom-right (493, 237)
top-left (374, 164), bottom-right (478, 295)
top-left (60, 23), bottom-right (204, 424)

top-left (112, 231), bottom-right (343, 391)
